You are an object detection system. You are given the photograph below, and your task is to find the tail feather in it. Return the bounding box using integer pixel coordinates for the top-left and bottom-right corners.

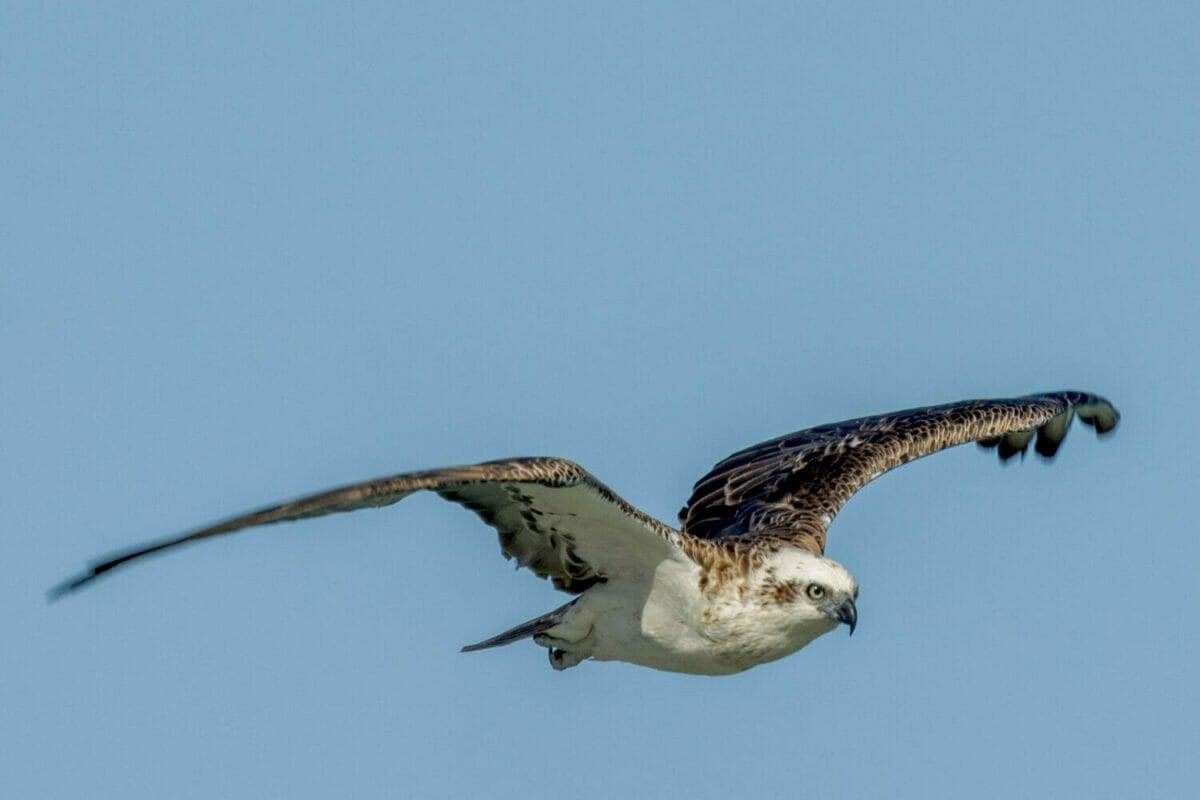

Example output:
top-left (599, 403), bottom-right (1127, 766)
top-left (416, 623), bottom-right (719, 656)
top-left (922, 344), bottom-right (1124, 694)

top-left (460, 599), bottom-right (578, 653)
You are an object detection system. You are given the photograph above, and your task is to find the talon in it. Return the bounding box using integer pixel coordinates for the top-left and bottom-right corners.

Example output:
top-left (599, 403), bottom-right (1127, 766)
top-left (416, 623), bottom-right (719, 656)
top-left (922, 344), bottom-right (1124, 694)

top-left (547, 646), bottom-right (587, 671)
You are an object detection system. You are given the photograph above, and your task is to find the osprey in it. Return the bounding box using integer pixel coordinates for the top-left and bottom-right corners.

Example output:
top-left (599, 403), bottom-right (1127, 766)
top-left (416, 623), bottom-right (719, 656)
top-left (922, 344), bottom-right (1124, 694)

top-left (53, 391), bottom-right (1118, 675)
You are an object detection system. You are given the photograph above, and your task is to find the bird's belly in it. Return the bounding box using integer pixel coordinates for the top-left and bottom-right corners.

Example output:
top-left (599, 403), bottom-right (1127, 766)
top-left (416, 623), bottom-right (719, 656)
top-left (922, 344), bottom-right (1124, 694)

top-left (587, 611), bottom-right (747, 675)
top-left (574, 570), bottom-right (822, 675)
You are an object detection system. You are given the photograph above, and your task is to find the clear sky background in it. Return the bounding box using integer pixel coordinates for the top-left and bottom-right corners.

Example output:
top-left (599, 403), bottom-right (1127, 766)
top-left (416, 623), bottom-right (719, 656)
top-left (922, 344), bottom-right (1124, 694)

top-left (4, 3), bottom-right (1197, 798)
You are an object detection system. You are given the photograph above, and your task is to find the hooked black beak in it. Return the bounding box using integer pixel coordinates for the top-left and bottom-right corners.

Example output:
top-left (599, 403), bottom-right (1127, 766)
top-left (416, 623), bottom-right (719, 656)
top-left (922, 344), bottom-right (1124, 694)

top-left (835, 598), bottom-right (857, 636)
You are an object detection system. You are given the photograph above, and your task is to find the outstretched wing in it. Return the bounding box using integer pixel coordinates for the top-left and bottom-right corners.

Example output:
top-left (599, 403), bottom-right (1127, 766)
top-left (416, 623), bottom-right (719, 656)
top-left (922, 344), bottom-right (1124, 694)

top-left (51, 457), bottom-right (687, 599)
top-left (679, 391), bottom-right (1119, 553)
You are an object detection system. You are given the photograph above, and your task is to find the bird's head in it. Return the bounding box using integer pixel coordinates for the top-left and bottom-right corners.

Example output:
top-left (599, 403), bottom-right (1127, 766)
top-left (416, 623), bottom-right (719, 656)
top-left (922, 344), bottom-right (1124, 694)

top-left (760, 549), bottom-right (859, 636)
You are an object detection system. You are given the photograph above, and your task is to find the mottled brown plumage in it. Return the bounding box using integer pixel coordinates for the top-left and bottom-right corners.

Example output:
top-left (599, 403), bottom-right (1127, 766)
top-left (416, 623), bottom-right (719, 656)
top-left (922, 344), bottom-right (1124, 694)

top-left (679, 391), bottom-right (1118, 554)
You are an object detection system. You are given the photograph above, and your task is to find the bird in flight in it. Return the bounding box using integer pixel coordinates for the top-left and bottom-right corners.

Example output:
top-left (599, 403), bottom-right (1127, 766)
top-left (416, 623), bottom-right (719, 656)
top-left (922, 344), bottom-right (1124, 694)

top-left (53, 391), bottom-right (1118, 675)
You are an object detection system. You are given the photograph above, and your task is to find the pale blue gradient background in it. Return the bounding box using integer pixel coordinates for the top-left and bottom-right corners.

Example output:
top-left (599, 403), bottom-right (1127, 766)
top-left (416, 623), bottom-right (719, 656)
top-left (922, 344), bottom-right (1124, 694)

top-left (4, 3), bottom-right (1197, 798)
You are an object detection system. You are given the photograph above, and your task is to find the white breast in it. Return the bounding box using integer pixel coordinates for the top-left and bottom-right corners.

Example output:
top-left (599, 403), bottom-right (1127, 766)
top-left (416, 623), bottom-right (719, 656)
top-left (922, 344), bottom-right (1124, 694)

top-left (562, 557), bottom-right (836, 675)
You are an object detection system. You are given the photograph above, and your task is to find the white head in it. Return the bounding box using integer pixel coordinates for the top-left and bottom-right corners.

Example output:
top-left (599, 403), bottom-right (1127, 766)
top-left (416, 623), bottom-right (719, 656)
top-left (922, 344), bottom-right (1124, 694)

top-left (758, 549), bottom-right (859, 638)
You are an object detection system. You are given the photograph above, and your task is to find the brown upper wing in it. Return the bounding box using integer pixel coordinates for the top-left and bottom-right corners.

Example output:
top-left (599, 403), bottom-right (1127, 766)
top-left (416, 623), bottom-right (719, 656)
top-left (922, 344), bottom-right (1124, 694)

top-left (51, 457), bottom-right (686, 599)
top-left (679, 391), bottom-right (1119, 554)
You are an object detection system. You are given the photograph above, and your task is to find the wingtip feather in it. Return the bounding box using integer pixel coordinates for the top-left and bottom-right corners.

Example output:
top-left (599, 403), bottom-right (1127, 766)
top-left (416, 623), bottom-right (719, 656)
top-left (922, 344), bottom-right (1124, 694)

top-left (1076, 399), bottom-right (1120, 435)
top-left (46, 571), bottom-right (97, 603)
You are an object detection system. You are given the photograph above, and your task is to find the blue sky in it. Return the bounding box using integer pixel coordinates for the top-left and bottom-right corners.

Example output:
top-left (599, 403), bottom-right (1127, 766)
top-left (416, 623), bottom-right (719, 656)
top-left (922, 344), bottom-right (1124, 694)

top-left (4, 3), bottom-right (1196, 798)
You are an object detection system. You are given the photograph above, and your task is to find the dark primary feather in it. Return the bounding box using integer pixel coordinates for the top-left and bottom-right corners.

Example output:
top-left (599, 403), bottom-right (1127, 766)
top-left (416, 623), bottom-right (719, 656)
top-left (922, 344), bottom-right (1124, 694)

top-left (679, 391), bottom-right (1119, 553)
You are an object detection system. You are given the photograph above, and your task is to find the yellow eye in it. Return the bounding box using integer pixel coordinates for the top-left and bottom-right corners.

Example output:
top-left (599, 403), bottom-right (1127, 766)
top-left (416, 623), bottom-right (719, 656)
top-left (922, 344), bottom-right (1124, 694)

top-left (806, 584), bottom-right (826, 601)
